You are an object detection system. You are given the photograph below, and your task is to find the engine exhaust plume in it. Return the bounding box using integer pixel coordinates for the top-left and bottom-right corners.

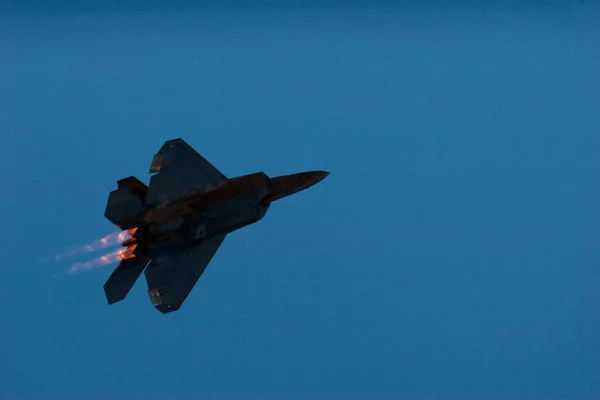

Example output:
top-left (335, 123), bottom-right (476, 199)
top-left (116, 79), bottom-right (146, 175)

top-left (55, 230), bottom-right (133, 261)
top-left (68, 248), bottom-right (133, 274)
top-left (118, 245), bottom-right (137, 261)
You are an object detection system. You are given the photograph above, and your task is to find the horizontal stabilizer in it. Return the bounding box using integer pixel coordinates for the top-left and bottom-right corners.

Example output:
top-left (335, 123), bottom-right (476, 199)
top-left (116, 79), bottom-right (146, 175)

top-left (105, 184), bottom-right (148, 230)
top-left (104, 258), bottom-right (149, 305)
top-left (117, 176), bottom-right (148, 201)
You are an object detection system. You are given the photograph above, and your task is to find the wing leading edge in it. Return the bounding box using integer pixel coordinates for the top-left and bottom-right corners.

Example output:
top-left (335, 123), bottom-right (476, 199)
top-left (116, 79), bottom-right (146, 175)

top-left (144, 234), bottom-right (226, 313)
top-left (146, 138), bottom-right (227, 205)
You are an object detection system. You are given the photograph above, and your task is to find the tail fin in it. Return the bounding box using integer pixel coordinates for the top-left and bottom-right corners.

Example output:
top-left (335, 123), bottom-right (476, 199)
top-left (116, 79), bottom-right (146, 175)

top-left (104, 176), bottom-right (148, 229)
top-left (104, 257), bottom-right (149, 304)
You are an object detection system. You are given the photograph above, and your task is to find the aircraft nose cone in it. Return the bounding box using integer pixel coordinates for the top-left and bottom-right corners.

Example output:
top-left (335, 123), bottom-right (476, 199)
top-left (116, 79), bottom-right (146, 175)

top-left (313, 170), bottom-right (329, 183)
top-left (293, 170), bottom-right (329, 191)
top-left (264, 170), bottom-right (329, 204)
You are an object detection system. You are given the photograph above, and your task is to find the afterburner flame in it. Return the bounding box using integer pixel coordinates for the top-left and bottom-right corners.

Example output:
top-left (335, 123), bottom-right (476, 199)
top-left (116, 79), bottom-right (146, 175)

top-left (55, 229), bottom-right (137, 261)
top-left (127, 228), bottom-right (138, 237)
top-left (68, 249), bottom-right (124, 274)
top-left (117, 245), bottom-right (137, 261)
top-left (59, 228), bottom-right (142, 275)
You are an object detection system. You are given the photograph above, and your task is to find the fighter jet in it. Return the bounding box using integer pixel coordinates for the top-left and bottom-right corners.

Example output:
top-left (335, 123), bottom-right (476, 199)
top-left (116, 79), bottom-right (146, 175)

top-left (103, 138), bottom-right (328, 313)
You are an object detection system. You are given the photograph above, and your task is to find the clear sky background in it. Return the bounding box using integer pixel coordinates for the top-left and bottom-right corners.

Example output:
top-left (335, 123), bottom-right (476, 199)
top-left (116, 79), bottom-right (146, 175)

top-left (1, 2), bottom-right (599, 400)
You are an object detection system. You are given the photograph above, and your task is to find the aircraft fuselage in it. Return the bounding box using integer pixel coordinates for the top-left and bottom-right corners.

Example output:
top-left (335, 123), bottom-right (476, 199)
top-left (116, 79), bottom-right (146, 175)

top-left (124, 172), bottom-right (271, 258)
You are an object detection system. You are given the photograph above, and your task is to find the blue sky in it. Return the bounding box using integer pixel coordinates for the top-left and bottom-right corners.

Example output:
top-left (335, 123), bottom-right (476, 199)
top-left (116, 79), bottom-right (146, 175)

top-left (1, 3), bottom-right (599, 400)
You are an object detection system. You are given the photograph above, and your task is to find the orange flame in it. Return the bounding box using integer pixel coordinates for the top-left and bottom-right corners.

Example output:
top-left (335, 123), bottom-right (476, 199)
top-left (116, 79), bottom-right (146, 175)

top-left (68, 249), bottom-right (124, 274)
top-left (62, 228), bottom-right (142, 275)
top-left (55, 229), bottom-right (138, 261)
top-left (117, 245), bottom-right (138, 260)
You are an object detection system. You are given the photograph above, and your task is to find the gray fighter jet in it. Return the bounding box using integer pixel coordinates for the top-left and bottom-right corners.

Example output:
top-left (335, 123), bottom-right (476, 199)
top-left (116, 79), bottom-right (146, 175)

top-left (103, 138), bottom-right (328, 313)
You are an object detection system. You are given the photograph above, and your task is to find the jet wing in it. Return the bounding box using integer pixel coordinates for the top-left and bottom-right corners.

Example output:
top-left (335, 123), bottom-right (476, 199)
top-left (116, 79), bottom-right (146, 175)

top-left (146, 138), bottom-right (227, 205)
top-left (144, 234), bottom-right (226, 313)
